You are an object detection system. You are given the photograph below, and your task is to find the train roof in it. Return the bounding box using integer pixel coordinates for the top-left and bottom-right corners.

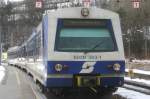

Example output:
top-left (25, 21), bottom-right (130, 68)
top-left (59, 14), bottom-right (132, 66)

top-left (44, 7), bottom-right (119, 19)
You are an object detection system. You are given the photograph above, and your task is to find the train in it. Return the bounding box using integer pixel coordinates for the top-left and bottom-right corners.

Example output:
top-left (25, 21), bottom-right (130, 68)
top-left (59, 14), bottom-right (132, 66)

top-left (8, 7), bottom-right (125, 94)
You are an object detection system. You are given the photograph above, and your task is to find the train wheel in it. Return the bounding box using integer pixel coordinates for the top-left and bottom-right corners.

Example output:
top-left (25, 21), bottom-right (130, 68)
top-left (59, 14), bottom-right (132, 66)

top-left (110, 87), bottom-right (118, 92)
top-left (51, 88), bottom-right (71, 97)
top-left (37, 82), bottom-right (46, 93)
top-left (52, 88), bottom-right (64, 96)
top-left (97, 87), bottom-right (118, 96)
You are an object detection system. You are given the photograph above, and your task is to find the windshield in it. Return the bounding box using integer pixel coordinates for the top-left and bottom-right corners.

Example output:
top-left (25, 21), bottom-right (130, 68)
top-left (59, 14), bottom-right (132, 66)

top-left (55, 19), bottom-right (117, 52)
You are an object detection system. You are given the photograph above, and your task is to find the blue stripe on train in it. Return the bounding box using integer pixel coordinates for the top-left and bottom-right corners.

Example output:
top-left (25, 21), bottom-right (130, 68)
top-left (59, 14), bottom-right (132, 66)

top-left (46, 78), bottom-right (73, 87)
top-left (47, 61), bottom-right (125, 74)
top-left (46, 77), bottom-right (124, 87)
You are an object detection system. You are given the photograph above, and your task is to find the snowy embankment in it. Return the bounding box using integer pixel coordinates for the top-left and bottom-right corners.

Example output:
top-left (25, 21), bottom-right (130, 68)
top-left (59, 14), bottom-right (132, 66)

top-left (125, 77), bottom-right (150, 87)
top-left (0, 65), bottom-right (5, 83)
top-left (126, 69), bottom-right (150, 76)
top-left (115, 88), bottom-right (150, 99)
top-left (132, 59), bottom-right (150, 64)
top-left (125, 68), bottom-right (150, 85)
top-left (118, 68), bottom-right (150, 98)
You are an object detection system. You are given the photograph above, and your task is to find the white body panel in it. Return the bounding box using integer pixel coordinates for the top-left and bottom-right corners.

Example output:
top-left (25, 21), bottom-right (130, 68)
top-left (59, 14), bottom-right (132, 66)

top-left (46, 7), bottom-right (124, 61)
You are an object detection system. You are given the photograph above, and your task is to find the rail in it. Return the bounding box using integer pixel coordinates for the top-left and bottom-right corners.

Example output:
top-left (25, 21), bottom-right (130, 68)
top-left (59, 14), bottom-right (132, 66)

top-left (123, 80), bottom-right (150, 95)
top-left (125, 69), bottom-right (150, 80)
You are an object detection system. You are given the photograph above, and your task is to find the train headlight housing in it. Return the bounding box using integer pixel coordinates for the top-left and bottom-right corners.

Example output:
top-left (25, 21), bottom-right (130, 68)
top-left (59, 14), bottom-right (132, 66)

top-left (81, 8), bottom-right (89, 17)
top-left (55, 64), bottom-right (63, 72)
top-left (113, 63), bottom-right (121, 71)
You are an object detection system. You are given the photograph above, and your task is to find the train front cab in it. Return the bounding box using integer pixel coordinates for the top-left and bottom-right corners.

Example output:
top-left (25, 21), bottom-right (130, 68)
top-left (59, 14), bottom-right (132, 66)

top-left (43, 7), bottom-right (125, 92)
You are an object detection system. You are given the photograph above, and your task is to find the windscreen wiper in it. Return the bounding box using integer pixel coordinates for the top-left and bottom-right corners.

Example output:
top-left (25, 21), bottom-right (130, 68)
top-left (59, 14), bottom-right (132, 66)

top-left (84, 40), bottom-right (104, 54)
top-left (91, 40), bottom-right (105, 50)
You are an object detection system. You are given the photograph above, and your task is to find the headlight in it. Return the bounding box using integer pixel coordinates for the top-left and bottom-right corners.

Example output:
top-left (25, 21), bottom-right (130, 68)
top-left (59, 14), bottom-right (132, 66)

top-left (113, 63), bottom-right (121, 71)
top-left (55, 64), bottom-right (63, 72)
top-left (81, 8), bottom-right (89, 17)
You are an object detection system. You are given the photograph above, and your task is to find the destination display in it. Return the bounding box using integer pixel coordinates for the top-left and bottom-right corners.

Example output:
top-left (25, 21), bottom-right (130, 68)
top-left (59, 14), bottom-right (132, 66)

top-left (63, 19), bottom-right (108, 27)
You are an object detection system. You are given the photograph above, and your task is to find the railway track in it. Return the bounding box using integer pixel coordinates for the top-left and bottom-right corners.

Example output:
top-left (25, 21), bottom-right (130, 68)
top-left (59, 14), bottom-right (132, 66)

top-left (10, 63), bottom-right (150, 98)
top-left (123, 80), bottom-right (150, 95)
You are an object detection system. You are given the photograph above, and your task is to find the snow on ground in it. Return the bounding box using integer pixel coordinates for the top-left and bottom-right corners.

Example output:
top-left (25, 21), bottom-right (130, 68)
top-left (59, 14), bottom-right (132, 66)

top-left (125, 77), bottom-right (150, 86)
top-left (125, 68), bottom-right (150, 86)
top-left (132, 59), bottom-right (150, 64)
top-left (0, 66), bottom-right (5, 83)
top-left (115, 88), bottom-right (150, 99)
top-left (126, 69), bottom-right (150, 75)
top-left (124, 68), bottom-right (150, 98)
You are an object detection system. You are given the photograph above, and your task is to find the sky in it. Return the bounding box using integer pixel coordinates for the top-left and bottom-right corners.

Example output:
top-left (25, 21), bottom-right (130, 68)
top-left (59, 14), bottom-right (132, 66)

top-left (4, 0), bottom-right (24, 4)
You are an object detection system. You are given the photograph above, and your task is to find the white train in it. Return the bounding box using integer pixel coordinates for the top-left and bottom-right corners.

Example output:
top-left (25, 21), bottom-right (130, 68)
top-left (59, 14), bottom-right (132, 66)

top-left (8, 7), bottom-right (125, 94)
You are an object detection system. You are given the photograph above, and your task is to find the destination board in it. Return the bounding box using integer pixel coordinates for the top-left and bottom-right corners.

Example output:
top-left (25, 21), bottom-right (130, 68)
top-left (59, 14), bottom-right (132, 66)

top-left (63, 19), bottom-right (108, 27)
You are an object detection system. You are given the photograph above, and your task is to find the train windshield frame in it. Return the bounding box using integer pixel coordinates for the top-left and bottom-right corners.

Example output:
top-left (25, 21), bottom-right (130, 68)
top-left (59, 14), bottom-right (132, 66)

top-left (55, 19), bottom-right (118, 52)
